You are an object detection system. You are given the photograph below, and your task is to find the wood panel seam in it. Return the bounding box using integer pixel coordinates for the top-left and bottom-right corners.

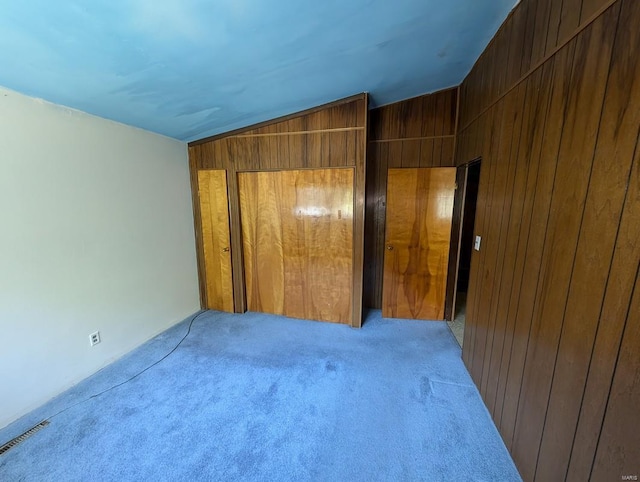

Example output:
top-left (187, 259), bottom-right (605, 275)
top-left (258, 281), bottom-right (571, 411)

top-left (370, 135), bottom-right (455, 143)
top-left (234, 127), bottom-right (365, 139)
top-left (534, 7), bottom-right (623, 478)
top-left (459, 0), bottom-right (619, 133)
top-left (586, 261), bottom-right (639, 480)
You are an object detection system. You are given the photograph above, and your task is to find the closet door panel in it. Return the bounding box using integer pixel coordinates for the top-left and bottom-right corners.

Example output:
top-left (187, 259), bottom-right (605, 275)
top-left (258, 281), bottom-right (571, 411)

top-left (239, 169), bottom-right (353, 324)
top-left (238, 172), bottom-right (285, 314)
top-left (382, 167), bottom-right (457, 320)
top-left (197, 170), bottom-right (234, 312)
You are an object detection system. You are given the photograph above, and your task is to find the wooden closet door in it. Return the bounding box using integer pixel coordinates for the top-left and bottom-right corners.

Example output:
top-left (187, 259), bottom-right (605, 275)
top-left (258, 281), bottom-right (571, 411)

top-left (197, 170), bottom-right (234, 312)
top-left (238, 169), bottom-right (354, 324)
top-left (382, 167), bottom-right (456, 320)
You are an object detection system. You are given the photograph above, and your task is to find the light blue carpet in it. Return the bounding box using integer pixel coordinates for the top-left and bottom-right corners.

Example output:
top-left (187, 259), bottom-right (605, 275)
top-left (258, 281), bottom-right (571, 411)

top-left (0, 310), bottom-right (521, 481)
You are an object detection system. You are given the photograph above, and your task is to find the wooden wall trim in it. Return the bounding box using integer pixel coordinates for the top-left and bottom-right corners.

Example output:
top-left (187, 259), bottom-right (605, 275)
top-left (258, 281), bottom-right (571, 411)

top-left (352, 93), bottom-right (369, 327)
top-left (444, 164), bottom-right (468, 321)
top-left (370, 134), bottom-right (455, 143)
top-left (228, 170), bottom-right (246, 313)
top-left (236, 166), bottom-right (358, 173)
top-left (459, 0), bottom-right (619, 133)
top-left (189, 93), bottom-right (368, 146)
top-left (234, 127), bottom-right (365, 139)
top-left (188, 154), bottom-right (207, 308)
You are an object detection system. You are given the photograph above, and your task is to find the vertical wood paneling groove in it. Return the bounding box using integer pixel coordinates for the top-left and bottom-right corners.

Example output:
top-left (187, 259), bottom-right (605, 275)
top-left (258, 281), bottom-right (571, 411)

top-left (469, 103), bottom-right (505, 386)
top-left (502, 47), bottom-right (572, 453)
top-left (589, 263), bottom-right (640, 480)
top-left (479, 100), bottom-right (516, 396)
top-left (535, 5), bottom-right (626, 480)
top-left (571, 154), bottom-right (640, 479)
top-left (493, 78), bottom-right (544, 429)
top-left (498, 43), bottom-right (572, 449)
top-left (457, 0), bottom-right (639, 479)
top-left (460, 0), bottom-right (619, 135)
top-left (511, 10), bottom-right (619, 479)
top-left (565, 28), bottom-right (640, 471)
top-left (519, 0), bottom-right (539, 77)
top-left (490, 85), bottom-right (537, 424)
top-left (480, 87), bottom-right (526, 408)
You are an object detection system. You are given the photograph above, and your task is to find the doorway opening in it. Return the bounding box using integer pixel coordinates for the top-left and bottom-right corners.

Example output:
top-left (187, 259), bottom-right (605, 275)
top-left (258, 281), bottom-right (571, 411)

top-left (447, 159), bottom-right (481, 347)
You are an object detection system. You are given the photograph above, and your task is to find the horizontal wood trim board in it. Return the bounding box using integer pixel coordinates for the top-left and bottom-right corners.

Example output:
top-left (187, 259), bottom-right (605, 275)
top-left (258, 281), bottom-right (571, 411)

top-left (370, 135), bottom-right (456, 143)
top-left (236, 166), bottom-right (357, 173)
top-left (189, 93), bottom-right (368, 146)
top-left (459, 0), bottom-right (619, 133)
top-left (233, 127), bottom-right (365, 139)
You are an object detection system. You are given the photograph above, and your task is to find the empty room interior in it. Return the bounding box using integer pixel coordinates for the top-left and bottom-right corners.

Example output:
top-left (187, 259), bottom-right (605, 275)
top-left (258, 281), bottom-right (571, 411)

top-left (1, 0), bottom-right (638, 480)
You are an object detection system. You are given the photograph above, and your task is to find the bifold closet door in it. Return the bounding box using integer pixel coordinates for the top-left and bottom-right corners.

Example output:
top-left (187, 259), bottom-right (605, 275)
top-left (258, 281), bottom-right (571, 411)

top-left (382, 167), bottom-right (456, 320)
top-left (238, 169), bottom-right (354, 324)
top-left (197, 170), bottom-right (234, 312)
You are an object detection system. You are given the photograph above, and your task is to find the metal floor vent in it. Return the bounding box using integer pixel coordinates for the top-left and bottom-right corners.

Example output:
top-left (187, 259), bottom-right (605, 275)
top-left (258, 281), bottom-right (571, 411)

top-left (0, 420), bottom-right (49, 455)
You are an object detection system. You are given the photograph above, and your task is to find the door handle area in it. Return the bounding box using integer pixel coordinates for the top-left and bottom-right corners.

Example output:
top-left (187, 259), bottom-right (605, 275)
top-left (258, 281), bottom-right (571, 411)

top-left (386, 245), bottom-right (394, 251)
top-left (222, 247), bottom-right (230, 253)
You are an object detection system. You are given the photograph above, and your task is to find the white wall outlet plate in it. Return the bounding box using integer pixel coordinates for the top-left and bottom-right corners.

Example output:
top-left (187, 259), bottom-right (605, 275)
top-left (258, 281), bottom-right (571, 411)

top-left (89, 331), bottom-right (101, 346)
top-left (474, 235), bottom-right (482, 251)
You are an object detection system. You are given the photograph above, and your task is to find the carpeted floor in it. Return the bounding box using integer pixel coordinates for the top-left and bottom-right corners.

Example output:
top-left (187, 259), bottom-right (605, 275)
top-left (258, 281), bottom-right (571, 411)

top-left (0, 310), bottom-right (520, 481)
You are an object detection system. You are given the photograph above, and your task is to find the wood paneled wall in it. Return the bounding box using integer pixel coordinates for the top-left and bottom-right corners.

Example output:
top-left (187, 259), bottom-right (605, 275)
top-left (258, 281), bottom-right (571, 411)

top-left (189, 94), bottom-right (368, 327)
top-left (364, 88), bottom-right (459, 308)
top-left (456, 0), bottom-right (640, 480)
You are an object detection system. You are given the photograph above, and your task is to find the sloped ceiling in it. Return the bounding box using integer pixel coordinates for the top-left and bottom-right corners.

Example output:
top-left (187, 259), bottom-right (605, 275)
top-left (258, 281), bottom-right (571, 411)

top-left (0, 0), bottom-right (516, 142)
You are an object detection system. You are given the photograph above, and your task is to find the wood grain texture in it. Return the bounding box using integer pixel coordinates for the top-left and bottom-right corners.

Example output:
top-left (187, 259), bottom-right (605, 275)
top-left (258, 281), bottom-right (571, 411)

top-left (365, 89), bottom-right (458, 309)
top-left (382, 168), bottom-right (456, 320)
top-left (458, 0), bottom-right (619, 134)
top-left (565, 3), bottom-right (640, 471)
top-left (189, 95), bottom-right (367, 325)
top-left (590, 265), bottom-right (640, 481)
top-left (197, 170), bottom-right (234, 312)
top-left (557, 0), bottom-right (583, 46)
top-left (468, 100), bottom-right (507, 388)
top-left (486, 83), bottom-right (530, 422)
top-left (477, 83), bottom-right (525, 407)
top-left (537, 1), bottom-right (635, 478)
top-left (510, 8), bottom-right (619, 479)
top-left (239, 169), bottom-right (354, 324)
top-left (498, 45), bottom-right (574, 449)
top-left (457, 0), bottom-right (639, 479)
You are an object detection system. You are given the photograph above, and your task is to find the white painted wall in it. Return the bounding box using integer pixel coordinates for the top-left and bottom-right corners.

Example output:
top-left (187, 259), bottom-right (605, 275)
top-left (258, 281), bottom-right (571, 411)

top-left (0, 87), bottom-right (200, 429)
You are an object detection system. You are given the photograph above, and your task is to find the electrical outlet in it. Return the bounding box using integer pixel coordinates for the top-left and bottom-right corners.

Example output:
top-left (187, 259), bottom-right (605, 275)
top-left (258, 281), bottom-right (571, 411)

top-left (89, 331), bottom-right (101, 346)
top-left (474, 235), bottom-right (482, 251)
